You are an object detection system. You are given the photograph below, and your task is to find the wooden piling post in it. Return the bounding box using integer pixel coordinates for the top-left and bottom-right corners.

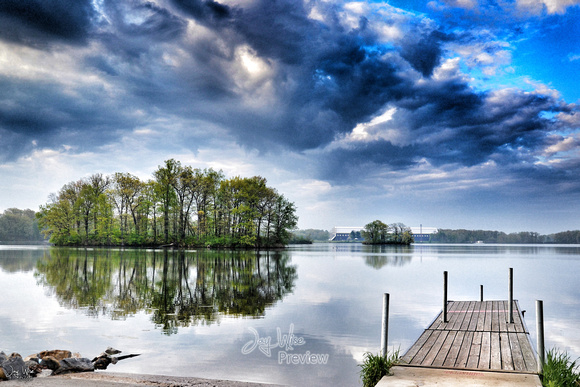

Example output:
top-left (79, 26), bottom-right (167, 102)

top-left (536, 300), bottom-right (545, 375)
top-left (381, 293), bottom-right (390, 357)
top-left (443, 271), bottom-right (448, 323)
top-left (480, 285), bottom-right (483, 302)
top-left (509, 268), bottom-right (514, 323)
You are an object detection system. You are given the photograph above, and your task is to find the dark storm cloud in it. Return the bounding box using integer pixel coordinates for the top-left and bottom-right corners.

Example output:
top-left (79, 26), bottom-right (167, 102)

top-left (0, 0), bottom-right (95, 46)
top-left (0, 0), bottom-right (436, 158)
top-left (400, 29), bottom-right (448, 77)
top-left (0, 0), bottom-right (190, 162)
top-left (102, 1), bottom-right (187, 42)
top-left (320, 81), bottom-right (574, 182)
top-left (315, 39), bottom-right (406, 125)
top-left (396, 82), bottom-right (555, 167)
top-left (166, 0), bottom-right (410, 149)
top-left (230, 0), bottom-right (316, 65)
top-left (0, 74), bottom-right (140, 162)
top-left (171, 0), bottom-right (231, 23)
top-left (319, 140), bottom-right (418, 182)
top-left (93, 0), bottom-right (187, 63)
top-left (1, 0), bottom-right (579, 193)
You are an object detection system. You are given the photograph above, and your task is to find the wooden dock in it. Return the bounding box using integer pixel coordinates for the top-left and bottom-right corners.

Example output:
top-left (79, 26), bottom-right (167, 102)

top-left (400, 300), bottom-right (538, 373)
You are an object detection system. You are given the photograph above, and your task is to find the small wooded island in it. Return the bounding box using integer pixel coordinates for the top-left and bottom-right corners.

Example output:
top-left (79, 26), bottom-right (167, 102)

top-left (361, 220), bottom-right (414, 245)
top-left (36, 159), bottom-right (297, 248)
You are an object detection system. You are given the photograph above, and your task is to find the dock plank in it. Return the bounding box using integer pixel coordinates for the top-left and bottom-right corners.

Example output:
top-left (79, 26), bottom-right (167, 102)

top-left (401, 329), bottom-right (434, 364)
top-left (483, 301), bottom-right (493, 331)
top-left (468, 301), bottom-right (480, 331)
top-left (455, 331), bottom-right (474, 368)
top-left (478, 331), bottom-right (491, 369)
top-left (518, 332), bottom-right (537, 371)
top-left (499, 301), bottom-right (508, 333)
top-left (462, 301), bottom-right (476, 331)
top-left (423, 331), bottom-right (450, 366)
top-left (429, 311), bottom-right (443, 330)
top-left (443, 330), bottom-right (465, 368)
top-left (490, 332), bottom-right (502, 369)
top-left (491, 301), bottom-right (500, 332)
top-left (510, 332), bottom-right (526, 371)
top-left (449, 301), bottom-right (467, 330)
top-left (432, 330), bottom-right (457, 367)
top-left (476, 301), bottom-right (486, 331)
top-left (500, 332), bottom-right (514, 370)
top-left (467, 331), bottom-right (482, 368)
top-left (402, 300), bottom-right (537, 374)
top-left (506, 301), bottom-right (517, 333)
top-left (411, 330), bottom-right (443, 365)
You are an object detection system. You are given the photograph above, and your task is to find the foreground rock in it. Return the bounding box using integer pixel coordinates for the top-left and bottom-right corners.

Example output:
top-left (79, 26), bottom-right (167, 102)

top-left (0, 353), bottom-right (29, 380)
top-left (0, 348), bottom-right (140, 380)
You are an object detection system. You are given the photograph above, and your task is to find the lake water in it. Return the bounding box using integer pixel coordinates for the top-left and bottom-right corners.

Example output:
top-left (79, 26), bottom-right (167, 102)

top-left (0, 243), bottom-right (578, 386)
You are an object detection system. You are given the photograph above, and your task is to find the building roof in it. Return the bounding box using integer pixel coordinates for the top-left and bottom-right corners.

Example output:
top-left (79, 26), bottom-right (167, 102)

top-left (330, 226), bottom-right (438, 235)
top-left (331, 226), bottom-right (365, 234)
top-left (410, 226), bottom-right (438, 234)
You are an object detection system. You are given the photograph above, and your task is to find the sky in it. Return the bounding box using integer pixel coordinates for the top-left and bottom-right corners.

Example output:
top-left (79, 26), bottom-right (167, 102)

top-left (0, 0), bottom-right (579, 234)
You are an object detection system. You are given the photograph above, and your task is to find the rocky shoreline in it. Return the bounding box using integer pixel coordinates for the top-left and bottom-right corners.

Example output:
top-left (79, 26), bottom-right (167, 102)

top-left (0, 349), bottom-right (283, 386)
top-left (0, 348), bottom-right (139, 381)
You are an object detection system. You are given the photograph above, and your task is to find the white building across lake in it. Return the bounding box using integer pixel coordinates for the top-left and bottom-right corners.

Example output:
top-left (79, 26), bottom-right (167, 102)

top-left (410, 226), bottom-right (438, 242)
top-left (329, 227), bottom-right (365, 241)
top-left (330, 225), bottom-right (438, 242)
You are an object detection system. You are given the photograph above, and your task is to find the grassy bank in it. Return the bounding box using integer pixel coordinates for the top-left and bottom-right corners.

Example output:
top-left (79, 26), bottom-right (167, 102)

top-left (358, 350), bottom-right (400, 387)
top-left (542, 348), bottom-right (580, 387)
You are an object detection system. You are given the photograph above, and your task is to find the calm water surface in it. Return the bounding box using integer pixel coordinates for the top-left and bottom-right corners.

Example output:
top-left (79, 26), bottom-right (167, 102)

top-left (0, 243), bottom-right (578, 386)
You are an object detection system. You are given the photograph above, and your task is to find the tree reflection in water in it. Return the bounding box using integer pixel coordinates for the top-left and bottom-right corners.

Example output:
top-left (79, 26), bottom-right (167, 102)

top-left (363, 245), bottom-right (413, 269)
top-left (35, 248), bottom-right (297, 334)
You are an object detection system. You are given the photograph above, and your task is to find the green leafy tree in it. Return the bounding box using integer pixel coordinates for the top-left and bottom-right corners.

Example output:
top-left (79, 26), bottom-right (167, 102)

top-left (269, 195), bottom-right (298, 245)
top-left (36, 160), bottom-right (298, 248)
top-left (0, 208), bottom-right (42, 241)
top-left (112, 172), bottom-right (145, 242)
top-left (37, 185), bottom-right (83, 245)
top-left (154, 159), bottom-right (181, 244)
top-left (362, 220), bottom-right (389, 244)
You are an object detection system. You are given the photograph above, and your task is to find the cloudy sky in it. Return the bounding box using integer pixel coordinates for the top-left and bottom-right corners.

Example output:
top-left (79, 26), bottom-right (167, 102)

top-left (1, 0), bottom-right (579, 234)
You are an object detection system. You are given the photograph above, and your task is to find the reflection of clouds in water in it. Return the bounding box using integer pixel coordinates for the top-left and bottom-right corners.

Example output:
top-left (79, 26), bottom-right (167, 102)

top-left (1, 245), bottom-right (580, 386)
top-left (228, 331), bottom-right (359, 386)
top-left (544, 319), bottom-right (580, 355)
top-left (0, 246), bottom-right (47, 272)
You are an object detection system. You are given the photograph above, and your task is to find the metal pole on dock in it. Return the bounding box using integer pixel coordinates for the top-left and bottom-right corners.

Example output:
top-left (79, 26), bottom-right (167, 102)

top-left (480, 285), bottom-right (483, 302)
top-left (381, 293), bottom-right (390, 357)
top-left (509, 268), bottom-right (514, 323)
top-left (443, 271), bottom-right (448, 323)
top-left (536, 300), bottom-right (545, 375)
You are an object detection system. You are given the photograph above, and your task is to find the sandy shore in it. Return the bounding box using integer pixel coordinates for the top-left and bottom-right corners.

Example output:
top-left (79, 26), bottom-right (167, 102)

top-left (0, 371), bottom-right (285, 386)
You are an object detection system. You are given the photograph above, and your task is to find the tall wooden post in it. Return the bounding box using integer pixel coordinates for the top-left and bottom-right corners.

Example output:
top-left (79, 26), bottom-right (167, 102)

top-left (480, 285), bottom-right (483, 302)
top-left (443, 271), bottom-right (448, 323)
top-left (381, 293), bottom-right (390, 357)
top-left (508, 268), bottom-right (514, 323)
top-left (536, 300), bottom-right (545, 374)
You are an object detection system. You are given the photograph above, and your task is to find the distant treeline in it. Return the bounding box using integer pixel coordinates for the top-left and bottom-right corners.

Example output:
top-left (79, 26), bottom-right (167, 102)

top-left (290, 229), bottom-right (330, 242)
top-left (0, 208), bottom-right (43, 242)
top-left (430, 229), bottom-right (580, 244)
top-left (290, 228), bottom-right (580, 244)
top-left (36, 159), bottom-right (298, 248)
